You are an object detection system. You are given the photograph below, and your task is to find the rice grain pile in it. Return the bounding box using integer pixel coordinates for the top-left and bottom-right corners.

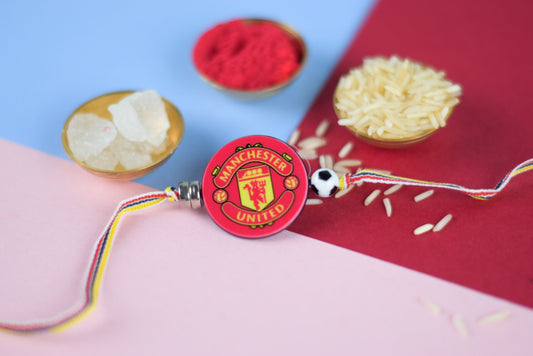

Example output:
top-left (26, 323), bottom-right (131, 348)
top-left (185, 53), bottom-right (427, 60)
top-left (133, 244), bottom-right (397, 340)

top-left (334, 56), bottom-right (462, 140)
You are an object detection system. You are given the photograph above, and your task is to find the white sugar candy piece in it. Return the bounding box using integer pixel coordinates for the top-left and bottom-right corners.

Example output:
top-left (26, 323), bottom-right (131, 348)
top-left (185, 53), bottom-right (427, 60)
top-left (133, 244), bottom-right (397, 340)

top-left (109, 134), bottom-right (153, 170)
top-left (109, 100), bottom-right (146, 142)
top-left (109, 90), bottom-right (170, 146)
top-left (67, 113), bottom-right (117, 161)
top-left (120, 152), bottom-right (152, 170)
top-left (127, 90), bottom-right (169, 146)
top-left (85, 147), bottom-right (119, 171)
top-left (150, 137), bottom-right (170, 155)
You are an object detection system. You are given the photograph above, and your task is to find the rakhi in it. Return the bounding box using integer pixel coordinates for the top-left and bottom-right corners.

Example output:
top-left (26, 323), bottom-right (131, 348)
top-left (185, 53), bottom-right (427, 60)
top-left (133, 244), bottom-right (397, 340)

top-left (1, 134), bottom-right (532, 333)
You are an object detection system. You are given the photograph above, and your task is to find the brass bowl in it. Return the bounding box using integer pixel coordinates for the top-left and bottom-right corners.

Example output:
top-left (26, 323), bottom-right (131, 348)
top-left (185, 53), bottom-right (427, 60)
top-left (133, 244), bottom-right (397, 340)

top-left (62, 91), bottom-right (185, 180)
top-left (194, 18), bottom-right (307, 99)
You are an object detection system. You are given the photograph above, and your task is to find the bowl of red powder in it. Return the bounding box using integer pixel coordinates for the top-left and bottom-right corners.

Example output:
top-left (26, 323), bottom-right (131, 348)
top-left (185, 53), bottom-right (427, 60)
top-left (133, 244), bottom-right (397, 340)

top-left (193, 18), bottom-right (307, 99)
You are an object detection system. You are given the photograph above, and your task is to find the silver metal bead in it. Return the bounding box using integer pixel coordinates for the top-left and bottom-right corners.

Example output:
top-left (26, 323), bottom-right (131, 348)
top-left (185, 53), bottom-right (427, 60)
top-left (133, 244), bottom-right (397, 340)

top-left (177, 182), bottom-right (190, 208)
top-left (176, 181), bottom-right (203, 209)
top-left (188, 181), bottom-right (202, 209)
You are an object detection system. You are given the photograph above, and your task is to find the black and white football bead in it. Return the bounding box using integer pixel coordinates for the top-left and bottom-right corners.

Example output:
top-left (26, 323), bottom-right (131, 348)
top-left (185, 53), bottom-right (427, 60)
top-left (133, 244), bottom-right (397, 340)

top-left (310, 168), bottom-right (339, 197)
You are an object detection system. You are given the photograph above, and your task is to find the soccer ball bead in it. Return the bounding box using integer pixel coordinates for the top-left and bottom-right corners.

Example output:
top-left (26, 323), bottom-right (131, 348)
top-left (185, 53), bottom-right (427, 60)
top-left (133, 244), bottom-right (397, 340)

top-left (310, 169), bottom-right (339, 197)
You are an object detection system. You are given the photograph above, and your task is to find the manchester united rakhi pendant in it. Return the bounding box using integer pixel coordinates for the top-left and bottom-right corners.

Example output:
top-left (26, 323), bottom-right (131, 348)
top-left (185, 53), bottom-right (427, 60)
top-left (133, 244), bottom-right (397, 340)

top-left (201, 135), bottom-right (309, 238)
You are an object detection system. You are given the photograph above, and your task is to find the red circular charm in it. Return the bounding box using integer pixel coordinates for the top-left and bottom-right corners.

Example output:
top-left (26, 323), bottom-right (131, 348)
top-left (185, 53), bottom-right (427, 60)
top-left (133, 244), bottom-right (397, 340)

top-left (202, 135), bottom-right (308, 238)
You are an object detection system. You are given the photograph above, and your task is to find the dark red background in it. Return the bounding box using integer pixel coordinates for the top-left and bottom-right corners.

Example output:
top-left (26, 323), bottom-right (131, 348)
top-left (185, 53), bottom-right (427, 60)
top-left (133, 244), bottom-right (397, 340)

top-left (290, 0), bottom-right (533, 307)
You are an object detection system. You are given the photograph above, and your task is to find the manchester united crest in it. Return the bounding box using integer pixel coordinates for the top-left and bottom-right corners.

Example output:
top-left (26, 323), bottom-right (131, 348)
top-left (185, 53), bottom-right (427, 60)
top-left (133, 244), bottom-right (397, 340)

top-left (237, 164), bottom-right (274, 211)
top-left (202, 135), bottom-right (308, 238)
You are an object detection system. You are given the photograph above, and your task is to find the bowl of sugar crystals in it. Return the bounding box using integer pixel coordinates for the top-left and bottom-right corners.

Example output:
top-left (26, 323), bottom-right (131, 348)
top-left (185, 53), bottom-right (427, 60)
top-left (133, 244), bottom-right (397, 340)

top-left (333, 56), bottom-right (462, 148)
top-left (62, 90), bottom-right (185, 179)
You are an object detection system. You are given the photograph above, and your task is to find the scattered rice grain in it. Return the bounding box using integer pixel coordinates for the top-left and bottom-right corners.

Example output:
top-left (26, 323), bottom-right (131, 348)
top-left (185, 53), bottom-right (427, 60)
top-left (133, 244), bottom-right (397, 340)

top-left (384, 184), bottom-right (403, 196)
top-left (413, 223), bottom-right (434, 235)
top-left (414, 189), bottom-right (434, 202)
top-left (297, 136), bottom-right (327, 150)
top-left (338, 141), bottom-right (354, 158)
top-left (333, 166), bottom-right (351, 175)
top-left (419, 297), bottom-right (441, 315)
top-left (297, 149), bottom-right (318, 160)
top-left (478, 311), bottom-right (510, 326)
top-left (306, 198), bottom-right (323, 206)
top-left (335, 159), bottom-right (362, 168)
top-left (335, 184), bottom-right (355, 199)
top-left (452, 314), bottom-right (469, 337)
top-left (383, 198), bottom-right (392, 217)
top-left (319, 154), bottom-right (334, 169)
top-left (364, 189), bottom-right (381, 206)
top-left (288, 129), bottom-right (300, 146)
top-left (315, 119), bottom-right (330, 137)
top-left (433, 214), bottom-right (453, 232)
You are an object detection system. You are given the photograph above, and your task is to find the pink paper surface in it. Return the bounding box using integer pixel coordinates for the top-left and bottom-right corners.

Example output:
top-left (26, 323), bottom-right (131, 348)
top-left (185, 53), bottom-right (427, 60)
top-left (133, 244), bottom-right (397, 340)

top-left (1, 138), bottom-right (532, 355)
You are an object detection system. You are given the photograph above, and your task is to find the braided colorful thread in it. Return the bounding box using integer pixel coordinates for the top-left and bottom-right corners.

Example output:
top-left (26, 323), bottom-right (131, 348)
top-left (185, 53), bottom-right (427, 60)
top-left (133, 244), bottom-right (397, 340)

top-left (2, 159), bottom-right (532, 333)
top-left (0, 188), bottom-right (178, 333)
top-left (338, 158), bottom-right (533, 200)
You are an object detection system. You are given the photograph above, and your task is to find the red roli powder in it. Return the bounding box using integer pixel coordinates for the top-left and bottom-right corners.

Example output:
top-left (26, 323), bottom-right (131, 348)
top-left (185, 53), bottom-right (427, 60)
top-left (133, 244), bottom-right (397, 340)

top-left (193, 19), bottom-right (303, 91)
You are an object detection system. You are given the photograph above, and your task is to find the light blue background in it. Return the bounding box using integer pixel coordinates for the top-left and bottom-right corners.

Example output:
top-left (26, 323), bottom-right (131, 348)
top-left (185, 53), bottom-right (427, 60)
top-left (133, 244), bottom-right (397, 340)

top-left (0, 0), bottom-right (375, 188)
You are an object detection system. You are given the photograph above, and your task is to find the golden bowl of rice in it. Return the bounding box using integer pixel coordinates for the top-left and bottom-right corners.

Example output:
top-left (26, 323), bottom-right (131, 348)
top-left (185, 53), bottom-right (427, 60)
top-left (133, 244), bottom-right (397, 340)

top-left (333, 56), bottom-right (462, 148)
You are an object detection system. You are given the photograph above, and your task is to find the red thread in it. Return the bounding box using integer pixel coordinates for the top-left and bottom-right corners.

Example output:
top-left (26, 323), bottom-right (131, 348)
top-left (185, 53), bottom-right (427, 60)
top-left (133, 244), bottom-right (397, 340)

top-left (193, 19), bottom-right (303, 90)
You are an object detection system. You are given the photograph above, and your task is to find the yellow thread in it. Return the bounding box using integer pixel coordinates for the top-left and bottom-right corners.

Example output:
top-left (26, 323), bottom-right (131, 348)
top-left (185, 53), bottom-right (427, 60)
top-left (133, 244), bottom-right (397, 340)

top-left (165, 187), bottom-right (176, 201)
top-left (51, 303), bottom-right (97, 333)
top-left (165, 187), bottom-right (174, 201)
top-left (361, 169), bottom-right (449, 186)
top-left (52, 197), bottom-right (167, 332)
top-left (512, 166), bottom-right (533, 176)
